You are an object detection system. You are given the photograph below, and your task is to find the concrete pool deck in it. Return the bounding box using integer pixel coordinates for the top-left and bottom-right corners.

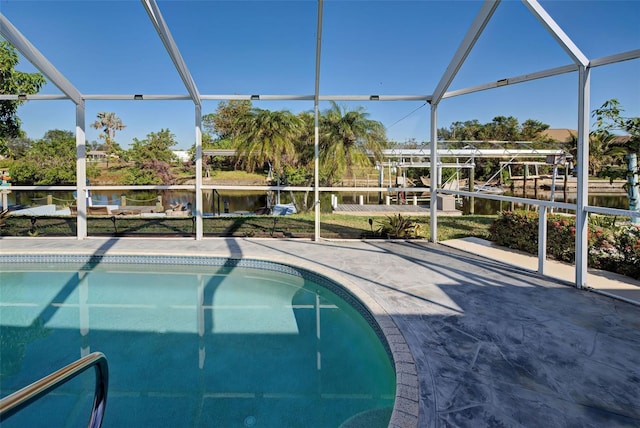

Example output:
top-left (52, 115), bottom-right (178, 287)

top-left (1, 237), bottom-right (639, 427)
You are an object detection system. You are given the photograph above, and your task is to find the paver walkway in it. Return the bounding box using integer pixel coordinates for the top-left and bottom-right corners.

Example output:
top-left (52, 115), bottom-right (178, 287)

top-left (1, 237), bottom-right (639, 427)
top-left (443, 237), bottom-right (640, 305)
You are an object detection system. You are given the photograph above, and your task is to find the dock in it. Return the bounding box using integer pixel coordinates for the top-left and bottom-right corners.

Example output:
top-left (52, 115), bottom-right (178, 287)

top-left (332, 203), bottom-right (462, 216)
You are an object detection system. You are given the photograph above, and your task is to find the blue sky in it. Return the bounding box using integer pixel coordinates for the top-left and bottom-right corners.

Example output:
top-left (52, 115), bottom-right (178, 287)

top-left (2, 0), bottom-right (639, 150)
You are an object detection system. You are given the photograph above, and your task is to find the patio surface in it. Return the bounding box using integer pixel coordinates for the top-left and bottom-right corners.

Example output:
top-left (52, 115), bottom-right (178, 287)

top-left (1, 237), bottom-right (639, 427)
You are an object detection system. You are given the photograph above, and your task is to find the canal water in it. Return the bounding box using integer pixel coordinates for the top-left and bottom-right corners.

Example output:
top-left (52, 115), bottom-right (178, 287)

top-left (6, 189), bottom-right (629, 216)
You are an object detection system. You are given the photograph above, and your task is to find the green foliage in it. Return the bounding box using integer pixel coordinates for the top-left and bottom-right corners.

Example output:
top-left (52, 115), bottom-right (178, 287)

top-left (592, 99), bottom-right (640, 154)
top-left (319, 101), bottom-right (387, 185)
top-left (0, 42), bottom-right (46, 150)
top-left (375, 213), bottom-right (422, 239)
top-left (489, 210), bottom-right (640, 279)
top-left (488, 210), bottom-right (539, 254)
top-left (128, 129), bottom-right (177, 164)
top-left (124, 129), bottom-right (178, 184)
top-left (437, 116), bottom-right (551, 143)
top-left (234, 108), bottom-right (304, 176)
top-left (589, 99), bottom-right (640, 197)
top-left (2, 135), bottom-right (32, 159)
top-left (86, 161), bottom-right (101, 181)
top-left (613, 225), bottom-right (640, 277)
top-left (282, 165), bottom-right (313, 186)
top-left (122, 165), bottom-right (164, 185)
top-left (436, 116), bottom-right (557, 182)
top-left (9, 130), bottom-right (76, 184)
top-left (203, 100), bottom-right (252, 140)
top-left (91, 112), bottom-right (126, 166)
top-left (201, 102), bottom-right (387, 186)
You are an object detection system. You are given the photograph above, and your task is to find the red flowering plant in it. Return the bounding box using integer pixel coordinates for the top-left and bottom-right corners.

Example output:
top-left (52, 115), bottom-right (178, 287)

top-left (488, 211), bottom-right (538, 254)
top-left (546, 215), bottom-right (576, 263)
top-left (489, 211), bottom-right (640, 279)
top-left (612, 225), bottom-right (640, 278)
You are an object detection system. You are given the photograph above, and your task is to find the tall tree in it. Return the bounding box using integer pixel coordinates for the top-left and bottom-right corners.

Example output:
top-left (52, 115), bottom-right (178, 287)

top-left (592, 99), bottom-right (640, 220)
top-left (520, 119), bottom-right (550, 141)
top-left (9, 130), bottom-right (76, 184)
top-left (319, 101), bottom-right (387, 185)
top-left (2, 135), bottom-right (32, 159)
top-left (124, 129), bottom-right (178, 185)
top-left (234, 108), bottom-right (304, 178)
top-left (202, 100), bottom-right (252, 140)
top-left (487, 116), bottom-right (520, 141)
top-left (91, 112), bottom-right (126, 167)
top-left (0, 41), bottom-right (46, 154)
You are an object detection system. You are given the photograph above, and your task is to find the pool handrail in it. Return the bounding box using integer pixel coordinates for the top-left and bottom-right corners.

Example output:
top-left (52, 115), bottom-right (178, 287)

top-left (0, 351), bottom-right (109, 428)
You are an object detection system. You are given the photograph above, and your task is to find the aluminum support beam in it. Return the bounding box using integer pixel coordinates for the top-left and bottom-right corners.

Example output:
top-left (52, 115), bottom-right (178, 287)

top-left (443, 64), bottom-right (578, 99)
top-left (313, 0), bottom-right (324, 242)
top-left (195, 105), bottom-right (203, 239)
top-left (203, 95), bottom-right (430, 101)
top-left (142, 0), bottom-right (201, 106)
top-left (381, 148), bottom-right (568, 157)
top-left (431, 0), bottom-right (500, 105)
top-left (575, 66), bottom-right (590, 288)
top-left (537, 206), bottom-right (547, 275)
top-left (430, 105), bottom-right (438, 243)
top-left (0, 14), bottom-right (83, 105)
top-left (76, 104), bottom-right (87, 239)
top-left (590, 49), bottom-right (640, 68)
top-left (84, 95), bottom-right (192, 101)
top-left (0, 94), bottom-right (70, 101)
top-left (522, 0), bottom-right (588, 67)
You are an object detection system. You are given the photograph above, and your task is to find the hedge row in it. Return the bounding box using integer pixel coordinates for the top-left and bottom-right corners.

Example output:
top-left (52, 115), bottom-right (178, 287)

top-left (488, 211), bottom-right (640, 279)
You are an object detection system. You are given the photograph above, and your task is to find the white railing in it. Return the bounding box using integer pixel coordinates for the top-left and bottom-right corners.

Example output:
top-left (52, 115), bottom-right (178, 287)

top-left (4, 183), bottom-right (636, 292)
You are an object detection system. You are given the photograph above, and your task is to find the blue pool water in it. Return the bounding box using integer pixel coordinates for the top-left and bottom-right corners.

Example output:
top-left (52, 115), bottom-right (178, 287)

top-left (0, 258), bottom-right (395, 427)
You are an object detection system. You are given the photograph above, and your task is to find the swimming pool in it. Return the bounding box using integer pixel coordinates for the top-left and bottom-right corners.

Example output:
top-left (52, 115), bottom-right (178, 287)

top-left (0, 256), bottom-right (396, 427)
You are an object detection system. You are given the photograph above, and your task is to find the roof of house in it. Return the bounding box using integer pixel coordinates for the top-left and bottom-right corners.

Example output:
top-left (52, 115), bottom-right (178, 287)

top-left (540, 129), bottom-right (577, 142)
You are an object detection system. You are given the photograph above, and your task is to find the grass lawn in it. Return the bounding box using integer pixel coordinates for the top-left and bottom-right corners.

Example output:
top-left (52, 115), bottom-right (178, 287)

top-left (1, 213), bottom-right (495, 241)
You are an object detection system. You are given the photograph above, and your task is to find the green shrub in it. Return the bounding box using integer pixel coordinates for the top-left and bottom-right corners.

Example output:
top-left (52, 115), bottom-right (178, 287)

top-left (489, 210), bottom-right (640, 279)
top-left (375, 213), bottom-right (422, 239)
top-left (612, 225), bottom-right (640, 278)
top-left (488, 211), bottom-right (538, 254)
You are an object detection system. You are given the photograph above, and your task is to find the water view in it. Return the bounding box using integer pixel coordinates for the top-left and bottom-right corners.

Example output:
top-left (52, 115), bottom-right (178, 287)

top-left (6, 189), bottom-right (628, 217)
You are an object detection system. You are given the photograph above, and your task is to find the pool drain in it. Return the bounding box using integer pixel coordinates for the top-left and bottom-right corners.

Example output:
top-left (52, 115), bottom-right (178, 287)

top-left (244, 415), bottom-right (256, 427)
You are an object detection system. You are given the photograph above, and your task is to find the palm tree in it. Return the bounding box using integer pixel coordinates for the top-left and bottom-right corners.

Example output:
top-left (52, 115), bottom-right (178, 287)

top-left (91, 112), bottom-right (126, 167)
top-left (319, 101), bottom-right (387, 185)
top-left (233, 108), bottom-right (304, 178)
top-left (588, 132), bottom-right (618, 177)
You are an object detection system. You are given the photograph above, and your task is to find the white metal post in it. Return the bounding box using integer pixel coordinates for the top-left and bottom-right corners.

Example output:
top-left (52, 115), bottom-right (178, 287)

top-left (313, 0), bottom-right (324, 242)
top-left (195, 105), bottom-right (203, 240)
top-left (430, 104), bottom-right (438, 243)
top-left (575, 65), bottom-right (590, 288)
top-left (537, 205), bottom-right (547, 275)
top-left (314, 105), bottom-right (320, 241)
top-left (76, 103), bottom-right (87, 239)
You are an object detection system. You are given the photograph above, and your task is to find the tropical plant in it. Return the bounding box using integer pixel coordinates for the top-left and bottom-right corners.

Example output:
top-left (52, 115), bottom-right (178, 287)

top-left (593, 99), bottom-right (640, 154)
top-left (375, 213), bottom-right (422, 239)
top-left (592, 99), bottom-right (640, 218)
top-left (588, 132), bottom-right (618, 177)
top-left (91, 112), bottom-right (126, 167)
top-left (233, 108), bottom-right (304, 178)
top-left (319, 101), bottom-right (387, 186)
top-left (0, 41), bottom-right (46, 153)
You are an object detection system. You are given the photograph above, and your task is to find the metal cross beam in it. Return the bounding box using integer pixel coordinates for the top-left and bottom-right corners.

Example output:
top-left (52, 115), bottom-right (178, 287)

top-left (0, 14), bottom-right (83, 106)
top-left (141, 0), bottom-right (201, 106)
